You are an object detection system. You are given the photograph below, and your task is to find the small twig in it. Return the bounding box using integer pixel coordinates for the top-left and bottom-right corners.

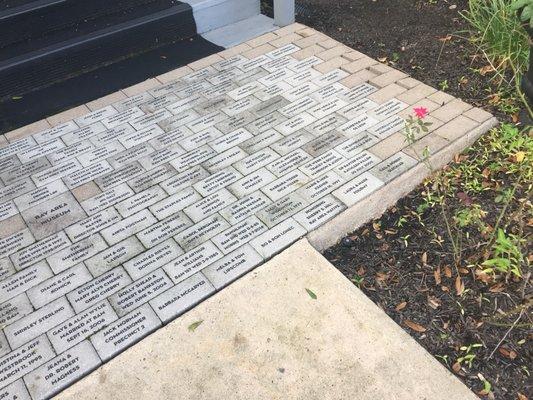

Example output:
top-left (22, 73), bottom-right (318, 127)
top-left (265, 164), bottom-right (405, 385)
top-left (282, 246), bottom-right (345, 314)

top-left (488, 309), bottom-right (524, 360)
top-left (520, 271), bottom-right (531, 300)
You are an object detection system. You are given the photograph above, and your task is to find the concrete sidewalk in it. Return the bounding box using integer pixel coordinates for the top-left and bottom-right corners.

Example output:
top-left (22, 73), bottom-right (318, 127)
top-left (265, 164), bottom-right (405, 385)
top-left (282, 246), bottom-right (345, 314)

top-left (58, 239), bottom-right (477, 400)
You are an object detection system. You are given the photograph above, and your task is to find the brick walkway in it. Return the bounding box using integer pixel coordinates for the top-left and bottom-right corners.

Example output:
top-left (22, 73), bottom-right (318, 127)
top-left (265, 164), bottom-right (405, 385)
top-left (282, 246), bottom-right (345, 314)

top-left (0, 23), bottom-right (496, 399)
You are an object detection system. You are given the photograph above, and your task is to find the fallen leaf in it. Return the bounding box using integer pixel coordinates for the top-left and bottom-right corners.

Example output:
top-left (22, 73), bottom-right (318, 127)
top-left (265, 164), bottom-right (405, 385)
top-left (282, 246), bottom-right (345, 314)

top-left (515, 151), bottom-right (526, 162)
top-left (459, 267), bottom-right (469, 275)
top-left (188, 320), bottom-right (203, 332)
top-left (395, 302), bottom-right (407, 311)
top-left (404, 319), bottom-right (427, 332)
top-left (434, 266), bottom-right (442, 285)
top-left (489, 283), bottom-right (505, 292)
top-left (475, 269), bottom-right (492, 283)
top-left (479, 65), bottom-right (495, 76)
top-left (421, 252), bottom-right (428, 265)
top-left (444, 265), bottom-right (452, 278)
top-left (455, 276), bottom-right (465, 295)
top-left (377, 57), bottom-right (387, 63)
top-left (305, 288), bottom-right (317, 299)
top-left (498, 347), bottom-right (517, 359)
top-left (457, 192), bottom-right (473, 206)
top-left (452, 361), bottom-right (462, 372)
top-left (427, 296), bottom-right (441, 309)
top-left (488, 93), bottom-right (501, 105)
top-left (375, 272), bottom-right (389, 282)
top-left (438, 35), bottom-right (452, 42)
top-left (517, 392), bottom-right (528, 400)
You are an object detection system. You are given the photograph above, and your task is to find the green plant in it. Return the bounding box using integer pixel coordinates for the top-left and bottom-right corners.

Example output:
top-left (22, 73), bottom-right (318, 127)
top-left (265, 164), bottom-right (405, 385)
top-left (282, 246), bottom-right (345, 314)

top-left (463, 0), bottom-right (529, 77)
top-left (482, 228), bottom-right (526, 277)
top-left (351, 274), bottom-right (364, 287)
top-left (462, 0), bottom-right (531, 116)
top-left (438, 79), bottom-right (449, 91)
top-left (453, 204), bottom-right (487, 234)
top-left (512, 0), bottom-right (533, 27)
top-left (457, 343), bottom-right (483, 368)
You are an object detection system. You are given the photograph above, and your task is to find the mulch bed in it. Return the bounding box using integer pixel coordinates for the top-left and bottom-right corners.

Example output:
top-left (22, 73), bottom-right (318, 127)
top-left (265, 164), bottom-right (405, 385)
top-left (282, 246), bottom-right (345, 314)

top-left (283, 0), bottom-right (532, 399)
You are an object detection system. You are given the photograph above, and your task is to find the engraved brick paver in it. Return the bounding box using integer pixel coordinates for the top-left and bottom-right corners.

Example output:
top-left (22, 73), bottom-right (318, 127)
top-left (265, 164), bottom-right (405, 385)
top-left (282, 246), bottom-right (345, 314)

top-left (0, 24), bottom-right (495, 398)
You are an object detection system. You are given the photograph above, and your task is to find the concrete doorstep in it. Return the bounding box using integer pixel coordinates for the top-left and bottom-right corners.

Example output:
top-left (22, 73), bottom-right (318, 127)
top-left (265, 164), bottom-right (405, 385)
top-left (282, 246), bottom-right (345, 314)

top-left (58, 239), bottom-right (477, 400)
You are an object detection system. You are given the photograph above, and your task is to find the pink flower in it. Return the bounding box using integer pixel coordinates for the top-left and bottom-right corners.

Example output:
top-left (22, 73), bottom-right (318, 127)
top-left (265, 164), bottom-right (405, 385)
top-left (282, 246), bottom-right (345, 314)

top-left (413, 107), bottom-right (428, 119)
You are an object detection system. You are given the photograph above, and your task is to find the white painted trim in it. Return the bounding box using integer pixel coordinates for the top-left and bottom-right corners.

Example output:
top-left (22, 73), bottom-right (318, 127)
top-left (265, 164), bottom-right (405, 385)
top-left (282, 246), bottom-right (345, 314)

top-left (202, 14), bottom-right (276, 47)
top-left (274, 0), bottom-right (295, 27)
top-left (182, 0), bottom-right (260, 34)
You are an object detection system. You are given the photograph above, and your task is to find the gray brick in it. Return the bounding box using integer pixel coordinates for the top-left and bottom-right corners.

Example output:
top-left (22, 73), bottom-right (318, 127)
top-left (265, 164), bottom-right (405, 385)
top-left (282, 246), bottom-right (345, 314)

top-left (100, 209), bottom-right (157, 245)
top-left (23, 340), bottom-right (101, 399)
top-left (90, 303), bottom-right (161, 361)
top-left (150, 272), bottom-right (214, 323)
top-left (332, 172), bottom-right (384, 206)
top-left (203, 245), bottom-right (263, 289)
top-left (211, 216), bottom-right (267, 254)
top-left (293, 195), bottom-right (346, 230)
top-left (137, 211), bottom-right (192, 248)
top-left (26, 264), bottom-right (92, 308)
top-left (123, 238), bottom-right (183, 280)
top-left (67, 267), bottom-right (132, 312)
top-left (46, 235), bottom-right (108, 274)
top-left (109, 269), bottom-right (173, 317)
top-left (47, 300), bottom-right (118, 353)
top-left (250, 218), bottom-right (307, 258)
top-left (4, 297), bottom-right (74, 348)
top-left (0, 336), bottom-right (55, 389)
top-left (85, 235), bottom-right (144, 277)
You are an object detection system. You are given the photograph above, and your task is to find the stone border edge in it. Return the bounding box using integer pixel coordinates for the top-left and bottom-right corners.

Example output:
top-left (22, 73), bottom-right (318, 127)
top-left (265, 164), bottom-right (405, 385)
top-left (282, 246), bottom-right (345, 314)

top-left (306, 117), bottom-right (499, 251)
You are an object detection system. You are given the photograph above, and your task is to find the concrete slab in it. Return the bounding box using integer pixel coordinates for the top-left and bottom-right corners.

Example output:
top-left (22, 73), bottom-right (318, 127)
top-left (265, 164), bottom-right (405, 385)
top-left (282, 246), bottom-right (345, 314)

top-left (57, 239), bottom-right (477, 400)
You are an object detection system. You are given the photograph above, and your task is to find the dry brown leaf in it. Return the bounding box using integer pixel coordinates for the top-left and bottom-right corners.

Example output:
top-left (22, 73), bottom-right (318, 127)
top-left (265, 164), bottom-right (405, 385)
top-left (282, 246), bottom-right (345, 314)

top-left (489, 283), bottom-right (505, 293)
top-left (452, 361), bottom-right (461, 372)
top-left (421, 252), bottom-right (428, 265)
top-left (479, 65), bottom-right (495, 75)
top-left (498, 347), bottom-right (517, 359)
top-left (517, 392), bottom-right (528, 400)
top-left (376, 272), bottom-right (389, 282)
top-left (444, 265), bottom-right (452, 278)
top-left (488, 93), bottom-right (501, 105)
top-left (395, 302), bottom-right (407, 311)
top-left (455, 276), bottom-right (465, 295)
top-left (427, 296), bottom-right (441, 309)
top-left (404, 319), bottom-right (427, 332)
top-left (438, 34), bottom-right (452, 42)
top-left (475, 269), bottom-right (492, 284)
top-left (434, 266), bottom-right (442, 285)
top-left (459, 267), bottom-right (469, 275)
